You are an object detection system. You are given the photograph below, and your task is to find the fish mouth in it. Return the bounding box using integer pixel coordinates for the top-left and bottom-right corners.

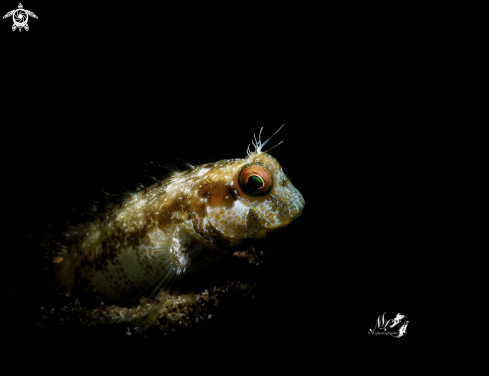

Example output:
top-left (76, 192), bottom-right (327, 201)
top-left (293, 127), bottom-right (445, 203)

top-left (290, 201), bottom-right (305, 222)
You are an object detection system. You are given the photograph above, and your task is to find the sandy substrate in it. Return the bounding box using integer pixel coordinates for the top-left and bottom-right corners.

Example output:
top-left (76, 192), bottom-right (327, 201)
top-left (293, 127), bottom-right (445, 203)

top-left (2, 237), bottom-right (282, 358)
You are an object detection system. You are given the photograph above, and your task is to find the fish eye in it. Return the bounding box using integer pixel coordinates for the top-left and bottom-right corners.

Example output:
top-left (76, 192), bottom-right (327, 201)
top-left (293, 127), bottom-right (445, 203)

top-left (238, 164), bottom-right (272, 196)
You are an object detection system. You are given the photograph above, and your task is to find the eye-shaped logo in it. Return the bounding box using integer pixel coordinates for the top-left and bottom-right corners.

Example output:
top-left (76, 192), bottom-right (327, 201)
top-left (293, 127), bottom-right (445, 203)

top-left (3, 3), bottom-right (37, 32)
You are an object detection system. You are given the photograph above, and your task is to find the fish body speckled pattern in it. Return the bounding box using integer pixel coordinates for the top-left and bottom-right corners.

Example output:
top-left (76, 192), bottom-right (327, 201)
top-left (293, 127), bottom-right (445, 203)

top-left (55, 126), bottom-right (305, 301)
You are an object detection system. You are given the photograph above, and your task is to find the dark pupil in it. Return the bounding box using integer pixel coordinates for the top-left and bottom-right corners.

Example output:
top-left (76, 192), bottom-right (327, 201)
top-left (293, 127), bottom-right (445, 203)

top-left (247, 175), bottom-right (263, 190)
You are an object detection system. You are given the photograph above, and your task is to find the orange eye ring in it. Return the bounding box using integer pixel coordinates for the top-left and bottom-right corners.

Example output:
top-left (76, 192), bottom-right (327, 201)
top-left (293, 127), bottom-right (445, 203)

top-left (238, 164), bottom-right (273, 196)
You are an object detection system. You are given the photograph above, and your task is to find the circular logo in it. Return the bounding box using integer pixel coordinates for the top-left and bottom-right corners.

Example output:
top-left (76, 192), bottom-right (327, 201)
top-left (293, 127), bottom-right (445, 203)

top-left (13, 9), bottom-right (28, 27)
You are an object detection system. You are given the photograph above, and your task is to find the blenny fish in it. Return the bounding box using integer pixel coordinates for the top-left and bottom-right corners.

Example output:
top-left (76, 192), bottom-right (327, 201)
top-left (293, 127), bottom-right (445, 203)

top-left (54, 125), bottom-right (305, 302)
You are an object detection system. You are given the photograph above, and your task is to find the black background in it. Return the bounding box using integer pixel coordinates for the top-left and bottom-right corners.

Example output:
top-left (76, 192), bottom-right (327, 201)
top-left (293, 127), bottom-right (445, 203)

top-left (0, 2), bottom-right (448, 368)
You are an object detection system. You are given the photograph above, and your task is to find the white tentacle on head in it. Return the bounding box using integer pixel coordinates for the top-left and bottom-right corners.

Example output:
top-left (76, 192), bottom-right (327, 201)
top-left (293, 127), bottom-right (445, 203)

top-left (246, 124), bottom-right (285, 157)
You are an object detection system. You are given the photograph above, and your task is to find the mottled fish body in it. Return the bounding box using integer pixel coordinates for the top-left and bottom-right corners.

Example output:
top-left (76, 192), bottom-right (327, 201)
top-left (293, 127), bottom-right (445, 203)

top-left (55, 126), bottom-right (305, 301)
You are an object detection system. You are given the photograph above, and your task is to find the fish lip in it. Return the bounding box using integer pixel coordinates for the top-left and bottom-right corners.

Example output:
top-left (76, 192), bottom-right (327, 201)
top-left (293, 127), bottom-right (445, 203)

top-left (292, 203), bottom-right (305, 221)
